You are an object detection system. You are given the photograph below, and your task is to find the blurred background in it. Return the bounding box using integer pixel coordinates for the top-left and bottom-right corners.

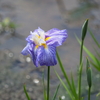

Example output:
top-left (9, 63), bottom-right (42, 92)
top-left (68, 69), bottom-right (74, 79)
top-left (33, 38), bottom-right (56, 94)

top-left (0, 0), bottom-right (100, 100)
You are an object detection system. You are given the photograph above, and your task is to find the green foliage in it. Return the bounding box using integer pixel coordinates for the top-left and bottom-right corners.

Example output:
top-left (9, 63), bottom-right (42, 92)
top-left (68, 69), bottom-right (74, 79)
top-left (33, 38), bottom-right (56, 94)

top-left (86, 58), bottom-right (92, 88)
top-left (81, 19), bottom-right (88, 41)
top-left (23, 84), bottom-right (31, 100)
top-left (24, 19), bottom-right (100, 100)
top-left (88, 28), bottom-right (100, 48)
top-left (0, 17), bottom-right (17, 34)
top-left (86, 58), bottom-right (92, 100)
top-left (54, 68), bottom-right (75, 100)
top-left (56, 51), bottom-right (78, 100)
top-left (76, 32), bottom-right (100, 71)
top-left (52, 84), bottom-right (60, 100)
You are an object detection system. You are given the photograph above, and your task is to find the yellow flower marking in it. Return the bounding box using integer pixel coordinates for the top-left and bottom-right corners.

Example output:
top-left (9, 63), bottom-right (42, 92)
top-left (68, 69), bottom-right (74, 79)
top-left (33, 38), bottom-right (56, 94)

top-left (45, 37), bottom-right (50, 41)
top-left (32, 33), bottom-right (50, 50)
top-left (36, 34), bottom-right (40, 38)
top-left (42, 44), bottom-right (48, 49)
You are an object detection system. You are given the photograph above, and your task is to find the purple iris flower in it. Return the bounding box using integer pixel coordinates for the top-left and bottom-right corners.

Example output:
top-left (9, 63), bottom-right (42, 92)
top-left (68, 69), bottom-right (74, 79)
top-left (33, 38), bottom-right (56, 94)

top-left (21, 27), bottom-right (68, 67)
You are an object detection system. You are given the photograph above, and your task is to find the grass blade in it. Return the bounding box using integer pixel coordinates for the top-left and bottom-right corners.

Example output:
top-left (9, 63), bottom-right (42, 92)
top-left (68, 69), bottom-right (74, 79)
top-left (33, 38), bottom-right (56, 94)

top-left (23, 84), bottom-right (31, 100)
top-left (94, 48), bottom-right (100, 58)
top-left (88, 28), bottom-right (100, 48)
top-left (71, 72), bottom-right (78, 99)
top-left (76, 35), bottom-right (100, 71)
top-left (54, 68), bottom-right (74, 100)
top-left (52, 84), bottom-right (60, 100)
top-left (59, 96), bottom-right (62, 100)
top-left (56, 51), bottom-right (72, 91)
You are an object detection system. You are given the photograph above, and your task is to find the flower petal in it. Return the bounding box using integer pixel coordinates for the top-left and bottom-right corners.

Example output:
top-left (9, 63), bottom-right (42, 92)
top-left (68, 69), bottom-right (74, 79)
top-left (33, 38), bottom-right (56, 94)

top-left (28, 49), bottom-right (38, 67)
top-left (36, 45), bottom-right (57, 66)
top-left (46, 29), bottom-right (68, 46)
top-left (21, 43), bottom-right (38, 66)
top-left (26, 27), bottom-right (45, 44)
top-left (21, 43), bottom-right (30, 55)
top-left (26, 35), bottom-right (33, 43)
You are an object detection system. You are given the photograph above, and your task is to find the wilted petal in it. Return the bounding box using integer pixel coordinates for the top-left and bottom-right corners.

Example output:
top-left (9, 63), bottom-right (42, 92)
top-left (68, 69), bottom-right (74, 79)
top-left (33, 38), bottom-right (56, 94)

top-left (46, 29), bottom-right (67, 46)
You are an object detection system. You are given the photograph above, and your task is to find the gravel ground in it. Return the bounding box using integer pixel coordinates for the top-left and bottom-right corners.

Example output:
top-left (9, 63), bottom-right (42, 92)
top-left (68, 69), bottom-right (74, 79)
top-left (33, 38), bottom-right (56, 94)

top-left (0, 0), bottom-right (100, 100)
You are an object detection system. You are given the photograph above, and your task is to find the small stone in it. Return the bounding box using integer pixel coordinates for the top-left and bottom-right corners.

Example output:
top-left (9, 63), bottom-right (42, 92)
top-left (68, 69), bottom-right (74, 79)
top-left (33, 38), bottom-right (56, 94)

top-left (8, 52), bottom-right (13, 57)
top-left (61, 95), bottom-right (65, 99)
top-left (26, 57), bottom-right (31, 62)
top-left (33, 79), bottom-right (39, 84)
top-left (26, 75), bottom-right (31, 79)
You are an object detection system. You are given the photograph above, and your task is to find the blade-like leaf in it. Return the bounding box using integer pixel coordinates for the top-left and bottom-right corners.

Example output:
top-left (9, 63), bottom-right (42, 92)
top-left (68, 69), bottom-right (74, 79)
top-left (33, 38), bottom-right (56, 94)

top-left (71, 72), bottom-right (78, 99)
top-left (52, 84), bottom-right (60, 100)
top-left (56, 51), bottom-right (72, 91)
top-left (59, 97), bottom-right (62, 100)
top-left (76, 35), bottom-right (100, 71)
top-left (94, 49), bottom-right (100, 58)
top-left (54, 68), bottom-right (74, 100)
top-left (88, 28), bottom-right (100, 48)
top-left (23, 84), bottom-right (31, 100)
top-left (90, 61), bottom-right (100, 71)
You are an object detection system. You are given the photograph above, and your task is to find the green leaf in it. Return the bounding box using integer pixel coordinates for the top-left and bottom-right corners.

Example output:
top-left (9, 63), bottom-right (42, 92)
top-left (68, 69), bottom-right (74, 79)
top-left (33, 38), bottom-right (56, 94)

top-left (23, 84), bottom-right (31, 100)
top-left (52, 84), bottom-right (60, 100)
top-left (90, 61), bottom-right (100, 71)
top-left (96, 92), bottom-right (100, 97)
top-left (54, 68), bottom-right (74, 100)
top-left (59, 96), bottom-right (62, 100)
top-left (88, 28), bottom-right (100, 48)
top-left (56, 51), bottom-right (78, 99)
top-left (94, 48), bottom-right (100, 58)
top-left (56, 51), bottom-right (72, 91)
top-left (71, 72), bottom-right (78, 99)
top-left (76, 36), bottom-right (100, 71)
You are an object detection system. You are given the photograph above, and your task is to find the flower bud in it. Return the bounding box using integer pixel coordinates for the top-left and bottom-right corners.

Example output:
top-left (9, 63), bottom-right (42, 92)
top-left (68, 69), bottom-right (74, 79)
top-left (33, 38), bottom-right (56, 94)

top-left (82, 19), bottom-right (88, 41)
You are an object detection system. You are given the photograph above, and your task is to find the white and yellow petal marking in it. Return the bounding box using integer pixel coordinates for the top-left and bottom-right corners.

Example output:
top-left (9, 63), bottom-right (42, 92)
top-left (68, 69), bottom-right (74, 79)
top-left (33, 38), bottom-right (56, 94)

top-left (30, 30), bottom-right (50, 50)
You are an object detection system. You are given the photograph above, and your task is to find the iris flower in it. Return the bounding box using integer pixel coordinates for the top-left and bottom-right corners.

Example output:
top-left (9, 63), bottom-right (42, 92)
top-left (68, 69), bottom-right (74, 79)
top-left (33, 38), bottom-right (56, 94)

top-left (21, 27), bottom-right (68, 67)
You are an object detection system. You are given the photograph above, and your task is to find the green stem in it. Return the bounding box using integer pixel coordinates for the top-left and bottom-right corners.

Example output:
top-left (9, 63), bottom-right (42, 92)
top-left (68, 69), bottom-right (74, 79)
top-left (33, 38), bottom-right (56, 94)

top-left (80, 40), bottom-right (83, 65)
top-left (47, 66), bottom-right (50, 100)
top-left (88, 87), bottom-right (91, 100)
top-left (78, 40), bottom-right (84, 100)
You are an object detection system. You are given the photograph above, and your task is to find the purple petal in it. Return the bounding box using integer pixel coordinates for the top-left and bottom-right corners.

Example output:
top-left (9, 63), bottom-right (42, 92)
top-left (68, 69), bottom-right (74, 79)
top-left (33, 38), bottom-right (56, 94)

top-left (46, 29), bottom-right (68, 46)
top-left (36, 45), bottom-right (57, 67)
top-left (46, 28), bottom-right (60, 35)
top-left (21, 43), bottom-right (38, 66)
top-left (26, 27), bottom-right (45, 43)
top-left (29, 49), bottom-right (38, 67)
top-left (26, 35), bottom-right (33, 43)
top-left (21, 43), bottom-right (30, 55)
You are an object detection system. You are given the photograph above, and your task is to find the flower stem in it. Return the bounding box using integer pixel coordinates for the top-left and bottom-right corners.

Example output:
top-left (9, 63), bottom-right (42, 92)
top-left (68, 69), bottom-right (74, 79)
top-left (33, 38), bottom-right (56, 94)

top-left (88, 87), bottom-right (91, 100)
top-left (78, 40), bottom-right (83, 100)
top-left (47, 66), bottom-right (50, 100)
